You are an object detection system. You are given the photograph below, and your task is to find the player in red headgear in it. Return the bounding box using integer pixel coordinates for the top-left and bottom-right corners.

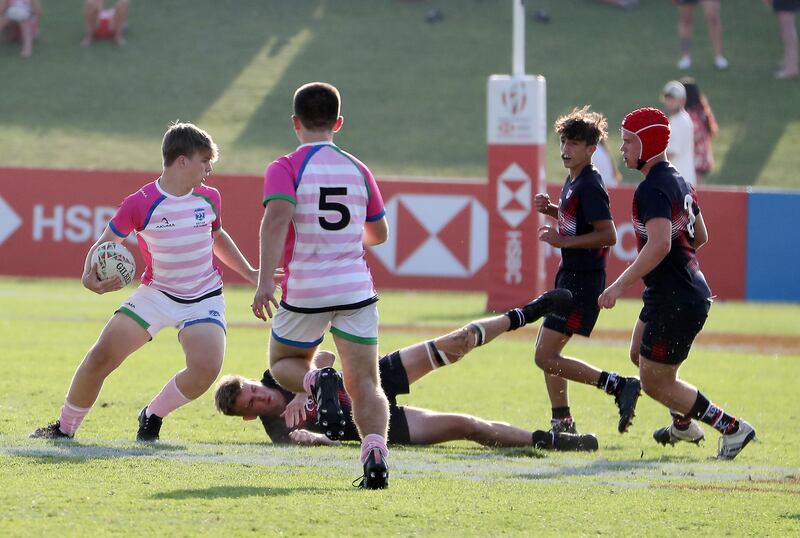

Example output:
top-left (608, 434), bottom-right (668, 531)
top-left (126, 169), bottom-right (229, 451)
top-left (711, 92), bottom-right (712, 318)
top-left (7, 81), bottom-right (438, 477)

top-left (596, 107), bottom-right (757, 460)
top-left (620, 107), bottom-right (671, 171)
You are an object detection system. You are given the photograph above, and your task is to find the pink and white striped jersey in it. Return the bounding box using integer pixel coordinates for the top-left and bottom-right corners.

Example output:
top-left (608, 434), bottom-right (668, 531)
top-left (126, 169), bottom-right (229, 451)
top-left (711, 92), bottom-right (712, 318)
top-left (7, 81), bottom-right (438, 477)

top-left (109, 180), bottom-right (223, 300)
top-left (263, 142), bottom-right (385, 312)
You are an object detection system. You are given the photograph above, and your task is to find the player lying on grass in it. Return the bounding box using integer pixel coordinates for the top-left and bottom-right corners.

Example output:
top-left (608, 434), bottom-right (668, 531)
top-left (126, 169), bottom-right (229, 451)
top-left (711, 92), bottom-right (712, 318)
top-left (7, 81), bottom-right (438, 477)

top-left (214, 290), bottom-right (598, 452)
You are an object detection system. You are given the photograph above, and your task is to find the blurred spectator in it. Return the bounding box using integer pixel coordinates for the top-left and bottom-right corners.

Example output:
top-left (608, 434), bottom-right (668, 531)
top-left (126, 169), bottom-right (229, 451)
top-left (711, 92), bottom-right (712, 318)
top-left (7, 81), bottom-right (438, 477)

top-left (0, 0), bottom-right (41, 58)
top-left (661, 80), bottom-right (697, 186)
top-left (592, 139), bottom-right (623, 187)
top-left (680, 77), bottom-right (717, 183)
top-left (764, 0), bottom-right (799, 80)
top-left (675, 0), bottom-right (728, 70)
top-left (82, 0), bottom-right (129, 47)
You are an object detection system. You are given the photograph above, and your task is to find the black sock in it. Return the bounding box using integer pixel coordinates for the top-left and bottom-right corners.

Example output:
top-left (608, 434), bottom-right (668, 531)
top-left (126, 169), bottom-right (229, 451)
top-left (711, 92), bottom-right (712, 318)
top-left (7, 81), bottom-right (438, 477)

top-left (597, 371), bottom-right (623, 395)
top-left (551, 407), bottom-right (572, 420)
top-left (505, 308), bottom-right (525, 331)
top-left (688, 391), bottom-right (739, 434)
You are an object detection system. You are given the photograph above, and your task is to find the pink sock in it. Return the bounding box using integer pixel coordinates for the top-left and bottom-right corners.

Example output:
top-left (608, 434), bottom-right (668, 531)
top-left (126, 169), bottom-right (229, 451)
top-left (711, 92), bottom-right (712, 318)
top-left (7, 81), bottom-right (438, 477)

top-left (303, 369), bottom-right (321, 395)
top-left (360, 433), bottom-right (388, 464)
top-left (58, 400), bottom-right (91, 435)
top-left (147, 376), bottom-right (191, 418)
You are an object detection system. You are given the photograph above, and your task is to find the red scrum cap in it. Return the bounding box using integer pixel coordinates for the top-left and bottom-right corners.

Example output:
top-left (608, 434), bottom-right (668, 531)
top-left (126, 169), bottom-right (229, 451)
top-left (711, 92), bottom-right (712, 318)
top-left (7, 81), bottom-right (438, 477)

top-left (621, 107), bottom-right (670, 169)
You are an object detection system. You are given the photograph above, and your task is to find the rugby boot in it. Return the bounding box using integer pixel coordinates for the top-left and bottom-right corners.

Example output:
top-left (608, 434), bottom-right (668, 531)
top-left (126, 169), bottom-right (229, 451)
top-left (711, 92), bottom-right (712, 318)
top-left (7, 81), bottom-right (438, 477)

top-left (29, 420), bottom-right (73, 440)
top-left (716, 419), bottom-right (757, 460)
top-left (533, 431), bottom-right (599, 452)
top-left (136, 407), bottom-right (162, 442)
top-left (357, 446), bottom-right (389, 490)
top-left (653, 421), bottom-right (705, 446)
top-left (521, 288), bottom-right (574, 322)
top-left (313, 367), bottom-right (346, 441)
top-left (615, 377), bottom-right (641, 433)
top-left (550, 417), bottom-right (578, 434)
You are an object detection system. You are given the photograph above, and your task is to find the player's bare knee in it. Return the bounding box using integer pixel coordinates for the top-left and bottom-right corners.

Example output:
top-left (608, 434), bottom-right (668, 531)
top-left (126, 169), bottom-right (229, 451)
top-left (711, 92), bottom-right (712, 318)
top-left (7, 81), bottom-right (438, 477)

top-left (534, 348), bottom-right (557, 372)
top-left (187, 355), bottom-right (223, 384)
top-left (83, 344), bottom-right (122, 376)
top-left (459, 415), bottom-right (486, 439)
top-left (430, 327), bottom-right (473, 364)
top-left (640, 373), bottom-right (662, 399)
top-left (452, 326), bottom-right (475, 356)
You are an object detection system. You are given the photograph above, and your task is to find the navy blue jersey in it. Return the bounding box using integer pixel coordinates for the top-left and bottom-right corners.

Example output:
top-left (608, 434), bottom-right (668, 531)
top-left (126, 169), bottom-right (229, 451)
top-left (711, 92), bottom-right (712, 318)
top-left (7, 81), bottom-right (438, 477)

top-left (632, 161), bottom-right (712, 305)
top-left (557, 165), bottom-right (613, 271)
top-left (258, 370), bottom-right (358, 444)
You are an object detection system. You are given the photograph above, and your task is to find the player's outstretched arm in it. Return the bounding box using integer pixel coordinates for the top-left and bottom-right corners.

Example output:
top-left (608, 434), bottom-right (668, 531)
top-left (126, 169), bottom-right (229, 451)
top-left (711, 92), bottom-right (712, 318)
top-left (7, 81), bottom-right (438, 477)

top-left (288, 429), bottom-right (341, 446)
top-left (252, 200), bottom-right (294, 320)
top-left (599, 217), bottom-right (671, 309)
top-left (212, 228), bottom-right (258, 285)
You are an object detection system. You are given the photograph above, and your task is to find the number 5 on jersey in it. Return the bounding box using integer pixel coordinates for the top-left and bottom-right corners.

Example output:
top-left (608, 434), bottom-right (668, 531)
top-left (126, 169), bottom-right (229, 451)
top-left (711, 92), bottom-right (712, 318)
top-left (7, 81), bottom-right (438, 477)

top-left (319, 187), bottom-right (351, 231)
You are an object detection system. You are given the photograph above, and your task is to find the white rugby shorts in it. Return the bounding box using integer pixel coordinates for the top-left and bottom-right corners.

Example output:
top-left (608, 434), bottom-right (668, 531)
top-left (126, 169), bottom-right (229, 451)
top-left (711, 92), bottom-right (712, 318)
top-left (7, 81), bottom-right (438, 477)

top-left (271, 303), bottom-right (378, 348)
top-left (116, 285), bottom-right (226, 338)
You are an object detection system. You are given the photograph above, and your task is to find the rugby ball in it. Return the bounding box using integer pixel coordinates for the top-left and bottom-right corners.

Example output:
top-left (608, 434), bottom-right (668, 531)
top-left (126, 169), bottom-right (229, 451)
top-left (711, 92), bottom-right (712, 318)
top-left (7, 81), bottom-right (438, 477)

top-left (92, 241), bottom-right (136, 287)
top-left (6, 4), bottom-right (32, 22)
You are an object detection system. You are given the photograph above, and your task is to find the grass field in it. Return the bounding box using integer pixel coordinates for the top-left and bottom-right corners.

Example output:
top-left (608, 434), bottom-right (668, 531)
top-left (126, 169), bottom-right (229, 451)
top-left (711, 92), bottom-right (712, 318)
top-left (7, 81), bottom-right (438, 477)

top-left (2, 277), bottom-right (799, 536)
top-left (1, 0), bottom-right (798, 187)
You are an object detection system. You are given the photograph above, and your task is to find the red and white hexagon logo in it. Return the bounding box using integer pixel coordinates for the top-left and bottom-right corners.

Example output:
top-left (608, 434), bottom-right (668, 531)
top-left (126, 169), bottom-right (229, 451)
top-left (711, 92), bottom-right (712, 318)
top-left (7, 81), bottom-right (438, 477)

top-left (370, 194), bottom-right (488, 277)
top-left (497, 163), bottom-right (531, 229)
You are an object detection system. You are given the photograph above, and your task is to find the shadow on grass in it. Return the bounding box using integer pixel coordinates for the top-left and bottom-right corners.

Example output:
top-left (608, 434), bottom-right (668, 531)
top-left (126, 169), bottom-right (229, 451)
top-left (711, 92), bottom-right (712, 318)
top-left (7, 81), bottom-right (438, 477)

top-left (388, 442), bottom-right (550, 460)
top-left (9, 439), bottom-right (189, 464)
top-left (152, 485), bottom-right (323, 500)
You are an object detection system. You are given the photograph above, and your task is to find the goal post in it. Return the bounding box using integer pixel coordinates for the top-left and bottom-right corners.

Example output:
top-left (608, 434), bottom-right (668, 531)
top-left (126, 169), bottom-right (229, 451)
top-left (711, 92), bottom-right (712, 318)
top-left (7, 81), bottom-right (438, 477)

top-left (486, 0), bottom-right (548, 311)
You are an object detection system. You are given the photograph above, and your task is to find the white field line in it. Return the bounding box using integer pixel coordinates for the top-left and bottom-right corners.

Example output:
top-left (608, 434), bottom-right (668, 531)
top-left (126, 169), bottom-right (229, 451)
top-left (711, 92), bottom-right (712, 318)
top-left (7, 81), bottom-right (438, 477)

top-left (1, 439), bottom-right (797, 488)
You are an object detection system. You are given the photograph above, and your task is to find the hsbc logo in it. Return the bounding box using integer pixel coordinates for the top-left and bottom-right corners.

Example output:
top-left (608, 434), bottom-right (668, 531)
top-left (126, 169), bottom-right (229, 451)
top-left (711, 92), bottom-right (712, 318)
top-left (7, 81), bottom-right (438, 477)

top-left (501, 81), bottom-right (527, 116)
top-left (497, 163), bottom-right (531, 229)
top-left (370, 194), bottom-right (488, 277)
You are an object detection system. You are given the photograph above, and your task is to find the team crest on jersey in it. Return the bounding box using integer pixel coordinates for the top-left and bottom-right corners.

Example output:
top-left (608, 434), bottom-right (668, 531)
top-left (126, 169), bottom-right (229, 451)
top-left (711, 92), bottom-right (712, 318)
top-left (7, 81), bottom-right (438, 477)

top-left (194, 208), bottom-right (206, 227)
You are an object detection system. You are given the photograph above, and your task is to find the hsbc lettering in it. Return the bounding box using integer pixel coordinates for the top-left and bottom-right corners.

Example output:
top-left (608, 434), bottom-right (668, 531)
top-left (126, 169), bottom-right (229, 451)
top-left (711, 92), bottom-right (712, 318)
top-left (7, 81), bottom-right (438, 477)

top-left (504, 230), bottom-right (523, 284)
top-left (33, 204), bottom-right (116, 242)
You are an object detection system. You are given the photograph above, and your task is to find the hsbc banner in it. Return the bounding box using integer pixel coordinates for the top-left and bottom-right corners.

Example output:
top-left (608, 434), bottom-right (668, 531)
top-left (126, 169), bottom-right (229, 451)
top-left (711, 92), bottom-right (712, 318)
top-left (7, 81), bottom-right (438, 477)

top-left (487, 75), bottom-right (548, 311)
top-left (0, 168), bottom-right (751, 301)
